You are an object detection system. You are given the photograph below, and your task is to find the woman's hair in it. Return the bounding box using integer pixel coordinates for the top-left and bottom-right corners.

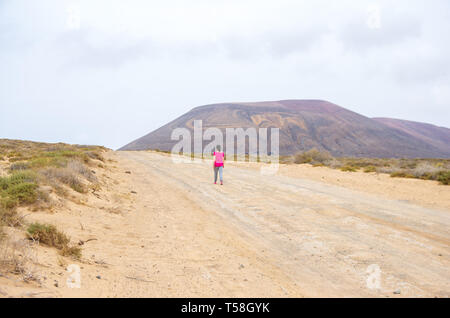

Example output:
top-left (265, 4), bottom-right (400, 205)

top-left (216, 145), bottom-right (221, 152)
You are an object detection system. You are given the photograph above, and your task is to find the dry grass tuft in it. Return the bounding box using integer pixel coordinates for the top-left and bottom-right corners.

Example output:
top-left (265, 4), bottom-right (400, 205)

top-left (340, 166), bottom-right (358, 172)
top-left (363, 166), bottom-right (377, 173)
top-left (0, 237), bottom-right (39, 282)
top-left (67, 160), bottom-right (97, 182)
top-left (60, 245), bottom-right (82, 259)
top-left (437, 171), bottom-right (450, 185)
top-left (390, 171), bottom-right (415, 179)
top-left (0, 206), bottom-right (23, 228)
top-left (41, 167), bottom-right (86, 193)
top-left (26, 223), bottom-right (70, 249)
top-left (294, 148), bottom-right (332, 165)
top-left (26, 222), bottom-right (81, 259)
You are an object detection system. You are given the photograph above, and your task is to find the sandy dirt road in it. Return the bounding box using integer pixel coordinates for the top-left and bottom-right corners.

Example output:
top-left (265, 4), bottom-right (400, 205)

top-left (112, 151), bottom-right (449, 297)
top-left (2, 151), bottom-right (449, 297)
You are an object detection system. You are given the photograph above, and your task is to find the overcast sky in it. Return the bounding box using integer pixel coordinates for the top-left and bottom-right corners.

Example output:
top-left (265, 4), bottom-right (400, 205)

top-left (1, 0), bottom-right (449, 149)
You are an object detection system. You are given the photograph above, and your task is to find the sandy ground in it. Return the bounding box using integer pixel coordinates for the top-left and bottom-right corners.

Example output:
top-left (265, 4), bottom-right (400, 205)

top-left (1, 151), bottom-right (449, 297)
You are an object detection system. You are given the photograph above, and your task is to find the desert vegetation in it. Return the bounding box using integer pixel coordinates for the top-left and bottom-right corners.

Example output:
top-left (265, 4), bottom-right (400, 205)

top-left (0, 235), bottom-right (38, 282)
top-left (0, 139), bottom-right (106, 199)
top-left (27, 222), bottom-right (81, 259)
top-left (0, 139), bottom-right (108, 277)
top-left (291, 148), bottom-right (450, 185)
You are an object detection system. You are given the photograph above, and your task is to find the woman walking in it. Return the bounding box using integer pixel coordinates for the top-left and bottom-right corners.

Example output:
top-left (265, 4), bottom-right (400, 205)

top-left (213, 145), bottom-right (224, 185)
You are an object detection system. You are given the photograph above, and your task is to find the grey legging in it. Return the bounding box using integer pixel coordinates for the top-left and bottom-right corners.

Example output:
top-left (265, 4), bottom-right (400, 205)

top-left (214, 166), bottom-right (223, 183)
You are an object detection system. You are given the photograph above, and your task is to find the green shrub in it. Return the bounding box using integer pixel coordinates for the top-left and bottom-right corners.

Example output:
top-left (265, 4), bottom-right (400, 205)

top-left (5, 182), bottom-right (38, 204)
top-left (294, 148), bottom-right (332, 164)
top-left (70, 182), bottom-right (86, 193)
top-left (41, 168), bottom-right (86, 193)
top-left (0, 171), bottom-right (38, 209)
top-left (27, 223), bottom-right (81, 259)
top-left (418, 173), bottom-right (434, 180)
top-left (60, 245), bottom-right (82, 259)
top-left (7, 152), bottom-right (21, 158)
top-left (27, 223), bottom-right (70, 249)
top-left (390, 171), bottom-right (415, 178)
top-left (342, 158), bottom-right (377, 168)
top-left (340, 166), bottom-right (357, 172)
top-left (363, 166), bottom-right (377, 173)
top-left (437, 171), bottom-right (450, 185)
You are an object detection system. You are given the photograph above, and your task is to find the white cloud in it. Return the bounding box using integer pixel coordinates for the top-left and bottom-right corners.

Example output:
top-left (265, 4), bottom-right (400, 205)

top-left (432, 84), bottom-right (450, 106)
top-left (66, 3), bottom-right (81, 30)
top-left (367, 5), bottom-right (382, 30)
